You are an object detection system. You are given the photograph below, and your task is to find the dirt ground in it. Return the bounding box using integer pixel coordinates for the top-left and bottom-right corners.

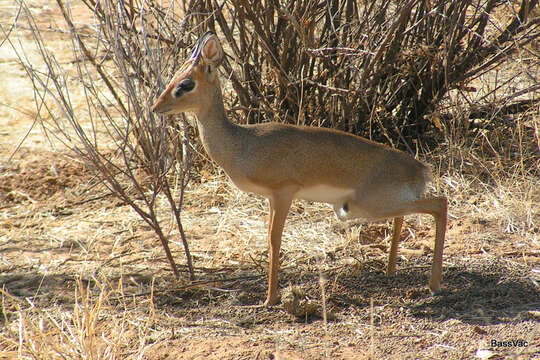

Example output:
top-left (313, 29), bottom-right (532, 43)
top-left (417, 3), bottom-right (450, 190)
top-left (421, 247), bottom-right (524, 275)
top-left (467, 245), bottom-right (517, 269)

top-left (1, 1), bottom-right (539, 359)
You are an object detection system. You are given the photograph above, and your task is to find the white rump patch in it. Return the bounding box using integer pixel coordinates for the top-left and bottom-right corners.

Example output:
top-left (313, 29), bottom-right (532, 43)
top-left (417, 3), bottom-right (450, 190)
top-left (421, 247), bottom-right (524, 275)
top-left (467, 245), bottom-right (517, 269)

top-left (333, 203), bottom-right (350, 220)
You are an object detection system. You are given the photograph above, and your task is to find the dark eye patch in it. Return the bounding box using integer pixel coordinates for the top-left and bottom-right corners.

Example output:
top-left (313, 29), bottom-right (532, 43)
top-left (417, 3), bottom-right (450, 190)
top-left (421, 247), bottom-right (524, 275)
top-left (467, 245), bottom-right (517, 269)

top-left (174, 79), bottom-right (196, 98)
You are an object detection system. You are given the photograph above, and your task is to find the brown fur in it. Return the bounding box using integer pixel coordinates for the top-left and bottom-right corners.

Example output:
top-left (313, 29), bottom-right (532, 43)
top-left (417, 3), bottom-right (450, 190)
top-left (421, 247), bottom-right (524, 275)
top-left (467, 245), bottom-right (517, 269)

top-left (152, 33), bottom-right (447, 306)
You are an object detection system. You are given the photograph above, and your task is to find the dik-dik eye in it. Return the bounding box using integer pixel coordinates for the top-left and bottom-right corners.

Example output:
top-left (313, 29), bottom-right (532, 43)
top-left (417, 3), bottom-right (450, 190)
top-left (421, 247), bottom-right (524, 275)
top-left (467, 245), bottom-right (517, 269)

top-left (173, 78), bottom-right (196, 98)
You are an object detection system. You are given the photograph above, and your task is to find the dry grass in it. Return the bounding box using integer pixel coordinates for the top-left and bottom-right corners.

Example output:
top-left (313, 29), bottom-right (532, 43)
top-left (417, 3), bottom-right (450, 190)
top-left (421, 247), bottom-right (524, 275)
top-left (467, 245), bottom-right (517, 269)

top-left (1, 151), bottom-right (538, 359)
top-left (1, 1), bottom-right (539, 359)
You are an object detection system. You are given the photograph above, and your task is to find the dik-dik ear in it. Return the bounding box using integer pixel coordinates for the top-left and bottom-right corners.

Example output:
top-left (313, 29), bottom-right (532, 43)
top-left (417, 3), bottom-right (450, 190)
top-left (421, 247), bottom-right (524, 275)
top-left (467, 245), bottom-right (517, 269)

top-left (199, 32), bottom-right (224, 66)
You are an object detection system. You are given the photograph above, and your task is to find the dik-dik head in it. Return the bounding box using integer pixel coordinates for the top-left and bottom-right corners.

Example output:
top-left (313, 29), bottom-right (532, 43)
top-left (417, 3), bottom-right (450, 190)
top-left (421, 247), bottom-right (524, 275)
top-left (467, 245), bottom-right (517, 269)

top-left (152, 31), bottom-right (224, 116)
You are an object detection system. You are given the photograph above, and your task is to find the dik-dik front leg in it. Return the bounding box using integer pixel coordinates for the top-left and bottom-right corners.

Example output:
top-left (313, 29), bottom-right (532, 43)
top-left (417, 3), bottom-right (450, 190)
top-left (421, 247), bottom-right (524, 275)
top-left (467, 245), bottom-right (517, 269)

top-left (264, 193), bottom-right (293, 306)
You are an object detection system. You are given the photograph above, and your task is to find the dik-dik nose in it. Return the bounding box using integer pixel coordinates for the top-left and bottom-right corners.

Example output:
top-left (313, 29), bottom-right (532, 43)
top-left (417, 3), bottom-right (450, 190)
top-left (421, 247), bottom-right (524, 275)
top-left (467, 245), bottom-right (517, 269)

top-left (151, 99), bottom-right (164, 114)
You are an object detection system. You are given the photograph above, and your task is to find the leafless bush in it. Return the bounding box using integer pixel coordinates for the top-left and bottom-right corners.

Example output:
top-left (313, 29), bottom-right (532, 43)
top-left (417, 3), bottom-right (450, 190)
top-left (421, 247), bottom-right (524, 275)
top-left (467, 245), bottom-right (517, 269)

top-left (9, 0), bottom-right (197, 279)
top-left (192, 0), bottom-right (538, 150)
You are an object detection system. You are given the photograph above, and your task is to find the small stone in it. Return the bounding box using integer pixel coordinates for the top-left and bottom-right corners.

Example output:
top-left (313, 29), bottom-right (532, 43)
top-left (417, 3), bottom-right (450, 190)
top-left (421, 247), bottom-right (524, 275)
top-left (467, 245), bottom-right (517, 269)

top-left (281, 286), bottom-right (319, 318)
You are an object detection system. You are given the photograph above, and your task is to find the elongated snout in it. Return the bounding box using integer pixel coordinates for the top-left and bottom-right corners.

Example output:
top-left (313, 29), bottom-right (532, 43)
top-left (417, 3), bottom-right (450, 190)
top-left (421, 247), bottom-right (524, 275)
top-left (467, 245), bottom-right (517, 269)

top-left (151, 92), bottom-right (171, 114)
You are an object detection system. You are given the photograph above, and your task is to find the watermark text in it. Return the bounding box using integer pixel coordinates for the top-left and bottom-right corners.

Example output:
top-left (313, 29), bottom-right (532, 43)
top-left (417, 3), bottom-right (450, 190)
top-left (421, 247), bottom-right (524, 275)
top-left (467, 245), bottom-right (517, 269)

top-left (491, 339), bottom-right (529, 348)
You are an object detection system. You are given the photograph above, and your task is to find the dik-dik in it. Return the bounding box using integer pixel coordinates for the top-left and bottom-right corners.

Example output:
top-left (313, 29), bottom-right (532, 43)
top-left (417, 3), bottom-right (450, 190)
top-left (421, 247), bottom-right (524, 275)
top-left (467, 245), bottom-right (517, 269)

top-left (152, 32), bottom-right (447, 306)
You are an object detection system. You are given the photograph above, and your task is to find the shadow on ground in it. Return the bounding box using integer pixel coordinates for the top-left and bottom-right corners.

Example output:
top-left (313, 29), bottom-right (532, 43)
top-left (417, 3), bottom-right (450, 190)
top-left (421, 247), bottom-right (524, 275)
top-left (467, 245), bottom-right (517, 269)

top-left (1, 254), bottom-right (537, 327)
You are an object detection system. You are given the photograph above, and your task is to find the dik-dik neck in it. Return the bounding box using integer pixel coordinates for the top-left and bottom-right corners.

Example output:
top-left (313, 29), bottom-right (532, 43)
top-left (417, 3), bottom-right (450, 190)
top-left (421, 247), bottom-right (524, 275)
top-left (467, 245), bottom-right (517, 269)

top-left (193, 86), bottom-right (242, 166)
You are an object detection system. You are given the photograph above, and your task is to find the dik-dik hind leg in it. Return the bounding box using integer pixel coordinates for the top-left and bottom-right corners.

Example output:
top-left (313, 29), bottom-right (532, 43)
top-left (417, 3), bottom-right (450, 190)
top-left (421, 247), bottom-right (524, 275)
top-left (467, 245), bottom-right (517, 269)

top-left (372, 197), bottom-right (447, 292)
top-left (387, 216), bottom-right (403, 276)
top-left (408, 197), bottom-right (447, 293)
top-left (264, 192), bottom-right (293, 306)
